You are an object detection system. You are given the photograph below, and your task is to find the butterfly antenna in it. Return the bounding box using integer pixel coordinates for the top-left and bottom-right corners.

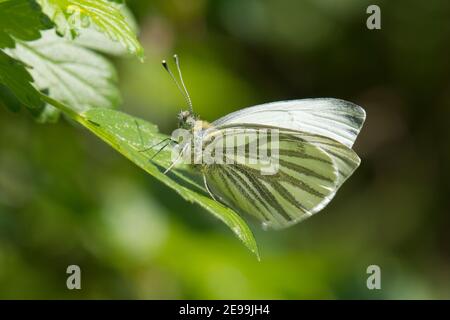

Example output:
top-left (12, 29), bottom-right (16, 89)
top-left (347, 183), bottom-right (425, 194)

top-left (162, 57), bottom-right (192, 113)
top-left (173, 54), bottom-right (193, 113)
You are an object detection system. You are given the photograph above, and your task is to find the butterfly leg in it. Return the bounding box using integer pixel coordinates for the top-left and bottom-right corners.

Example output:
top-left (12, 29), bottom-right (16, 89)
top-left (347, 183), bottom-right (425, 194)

top-left (163, 143), bottom-right (188, 174)
top-left (138, 138), bottom-right (172, 153)
top-left (149, 140), bottom-right (173, 160)
top-left (134, 119), bottom-right (177, 159)
top-left (203, 173), bottom-right (217, 201)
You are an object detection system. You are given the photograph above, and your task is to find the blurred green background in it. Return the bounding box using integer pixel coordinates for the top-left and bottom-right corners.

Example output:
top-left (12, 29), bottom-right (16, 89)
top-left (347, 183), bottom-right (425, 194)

top-left (1, 0), bottom-right (449, 299)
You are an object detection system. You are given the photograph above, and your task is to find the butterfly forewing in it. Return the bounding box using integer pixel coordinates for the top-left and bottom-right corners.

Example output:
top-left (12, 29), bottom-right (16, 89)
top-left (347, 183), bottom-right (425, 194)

top-left (211, 98), bottom-right (366, 148)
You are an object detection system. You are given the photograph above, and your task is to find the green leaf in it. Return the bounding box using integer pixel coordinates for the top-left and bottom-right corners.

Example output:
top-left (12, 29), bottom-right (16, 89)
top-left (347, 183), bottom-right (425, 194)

top-left (0, 50), bottom-right (43, 109)
top-left (6, 30), bottom-right (121, 122)
top-left (67, 107), bottom-right (259, 258)
top-left (0, 0), bottom-right (53, 48)
top-left (72, 5), bottom-right (138, 56)
top-left (37, 0), bottom-right (144, 60)
top-left (0, 84), bottom-right (22, 112)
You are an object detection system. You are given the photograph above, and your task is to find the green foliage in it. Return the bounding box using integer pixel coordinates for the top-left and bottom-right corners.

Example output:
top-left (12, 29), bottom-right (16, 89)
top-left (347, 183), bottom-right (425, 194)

top-left (37, 0), bottom-right (144, 59)
top-left (0, 0), bottom-right (137, 121)
top-left (44, 99), bottom-right (260, 258)
top-left (0, 51), bottom-right (43, 109)
top-left (1, 0), bottom-right (449, 299)
top-left (0, 0), bottom-right (53, 48)
top-left (0, 0), bottom-right (259, 257)
top-left (7, 30), bottom-right (121, 122)
top-left (71, 6), bottom-right (137, 56)
top-left (0, 84), bottom-right (23, 112)
top-left (0, 0), bottom-right (52, 110)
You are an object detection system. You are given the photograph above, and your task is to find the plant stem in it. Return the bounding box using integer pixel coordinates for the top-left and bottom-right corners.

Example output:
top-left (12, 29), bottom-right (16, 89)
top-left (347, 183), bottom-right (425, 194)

top-left (39, 93), bottom-right (83, 122)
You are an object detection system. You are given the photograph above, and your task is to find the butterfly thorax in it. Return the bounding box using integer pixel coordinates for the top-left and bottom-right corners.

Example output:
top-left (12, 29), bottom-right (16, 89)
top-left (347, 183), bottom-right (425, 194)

top-left (177, 110), bottom-right (216, 171)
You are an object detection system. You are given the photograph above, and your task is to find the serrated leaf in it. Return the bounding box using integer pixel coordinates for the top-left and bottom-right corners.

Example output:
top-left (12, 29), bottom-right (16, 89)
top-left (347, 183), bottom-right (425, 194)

top-left (71, 107), bottom-right (259, 258)
top-left (0, 84), bottom-right (22, 112)
top-left (7, 30), bottom-right (121, 121)
top-left (72, 5), bottom-right (137, 56)
top-left (37, 0), bottom-right (144, 60)
top-left (0, 50), bottom-right (43, 109)
top-left (0, 0), bottom-right (53, 48)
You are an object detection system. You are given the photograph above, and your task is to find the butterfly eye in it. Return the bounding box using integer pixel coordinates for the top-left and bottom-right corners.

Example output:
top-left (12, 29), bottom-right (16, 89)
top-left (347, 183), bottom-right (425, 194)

top-left (178, 111), bottom-right (188, 121)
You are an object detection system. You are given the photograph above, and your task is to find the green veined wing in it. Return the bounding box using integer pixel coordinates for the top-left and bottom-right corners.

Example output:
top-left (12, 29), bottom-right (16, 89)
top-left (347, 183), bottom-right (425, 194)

top-left (201, 126), bottom-right (348, 229)
top-left (278, 130), bottom-right (361, 187)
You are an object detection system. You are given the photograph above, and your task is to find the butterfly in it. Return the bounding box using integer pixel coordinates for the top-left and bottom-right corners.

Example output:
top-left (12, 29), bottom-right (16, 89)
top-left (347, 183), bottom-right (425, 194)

top-left (151, 55), bottom-right (366, 230)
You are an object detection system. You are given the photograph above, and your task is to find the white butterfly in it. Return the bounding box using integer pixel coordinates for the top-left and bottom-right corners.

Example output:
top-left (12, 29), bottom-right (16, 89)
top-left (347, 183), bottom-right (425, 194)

top-left (155, 55), bottom-right (366, 229)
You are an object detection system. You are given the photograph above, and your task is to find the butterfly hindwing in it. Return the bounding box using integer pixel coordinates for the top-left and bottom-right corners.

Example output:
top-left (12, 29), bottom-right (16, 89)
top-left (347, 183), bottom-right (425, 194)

top-left (202, 127), bottom-right (344, 229)
top-left (283, 131), bottom-right (361, 187)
